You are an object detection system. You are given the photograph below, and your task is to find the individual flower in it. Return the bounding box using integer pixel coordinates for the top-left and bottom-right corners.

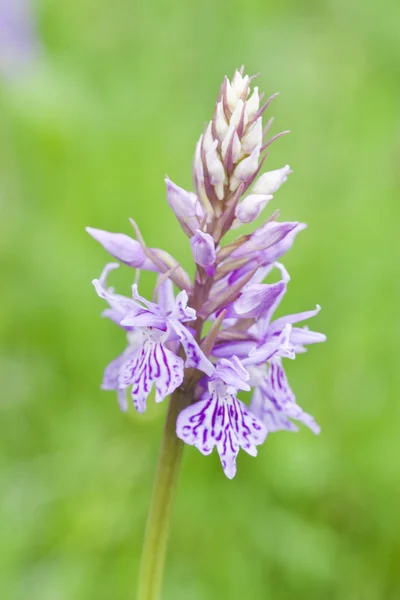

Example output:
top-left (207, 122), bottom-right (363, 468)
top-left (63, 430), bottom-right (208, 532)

top-left (176, 356), bottom-right (267, 479)
top-left (94, 263), bottom-right (213, 413)
top-left (212, 263), bottom-right (326, 433)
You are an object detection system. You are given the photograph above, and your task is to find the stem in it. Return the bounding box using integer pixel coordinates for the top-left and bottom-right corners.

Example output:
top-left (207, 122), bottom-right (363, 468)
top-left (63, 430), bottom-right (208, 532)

top-left (136, 388), bottom-right (190, 600)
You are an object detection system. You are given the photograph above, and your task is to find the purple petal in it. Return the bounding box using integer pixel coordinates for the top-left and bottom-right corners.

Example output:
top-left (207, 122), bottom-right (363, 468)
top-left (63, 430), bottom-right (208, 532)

top-left (212, 340), bottom-right (257, 359)
top-left (250, 386), bottom-right (298, 432)
top-left (230, 221), bottom-right (303, 261)
top-left (92, 263), bottom-right (141, 317)
top-left (86, 227), bottom-right (158, 270)
top-left (170, 290), bottom-right (196, 322)
top-left (118, 340), bottom-right (184, 412)
top-left (121, 311), bottom-right (168, 331)
top-left (251, 359), bottom-right (320, 434)
top-left (176, 391), bottom-right (267, 479)
top-left (232, 280), bottom-right (286, 320)
top-left (152, 343), bottom-right (184, 403)
top-left (102, 348), bottom-right (133, 391)
top-left (117, 389), bottom-right (128, 412)
top-left (131, 283), bottom-right (164, 315)
top-left (213, 356), bottom-right (250, 391)
top-left (290, 326), bottom-right (327, 346)
top-left (157, 277), bottom-right (175, 314)
top-left (118, 346), bottom-right (149, 413)
top-left (268, 304), bottom-right (322, 335)
top-left (170, 321), bottom-right (214, 375)
top-left (244, 324), bottom-right (295, 366)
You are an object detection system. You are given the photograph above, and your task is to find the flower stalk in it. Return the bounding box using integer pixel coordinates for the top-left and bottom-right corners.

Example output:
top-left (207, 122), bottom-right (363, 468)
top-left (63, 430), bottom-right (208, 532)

top-left (136, 388), bottom-right (189, 600)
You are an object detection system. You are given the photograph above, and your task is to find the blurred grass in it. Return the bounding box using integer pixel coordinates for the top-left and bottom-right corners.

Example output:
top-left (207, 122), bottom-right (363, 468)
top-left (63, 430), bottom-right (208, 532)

top-left (1, 0), bottom-right (400, 598)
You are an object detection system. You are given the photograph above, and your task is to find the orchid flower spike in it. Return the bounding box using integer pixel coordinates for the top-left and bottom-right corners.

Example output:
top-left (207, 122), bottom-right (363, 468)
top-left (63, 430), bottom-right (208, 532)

top-left (87, 68), bottom-right (325, 480)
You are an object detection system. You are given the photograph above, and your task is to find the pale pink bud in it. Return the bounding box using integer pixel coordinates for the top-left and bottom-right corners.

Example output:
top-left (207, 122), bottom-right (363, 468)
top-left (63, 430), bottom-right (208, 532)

top-left (206, 139), bottom-right (226, 199)
top-left (215, 101), bottom-right (229, 140)
top-left (229, 99), bottom-right (248, 131)
top-left (231, 70), bottom-right (250, 99)
top-left (235, 193), bottom-right (273, 224)
top-left (190, 229), bottom-right (216, 275)
top-left (241, 117), bottom-right (262, 154)
top-left (203, 122), bottom-right (214, 152)
top-left (252, 165), bottom-right (292, 195)
top-left (221, 125), bottom-right (241, 163)
top-left (194, 136), bottom-right (204, 184)
top-left (245, 86), bottom-right (260, 120)
top-left (230, 144), bottom-right (261, 191)
top-left (225, 78), bottom-right (238, 112)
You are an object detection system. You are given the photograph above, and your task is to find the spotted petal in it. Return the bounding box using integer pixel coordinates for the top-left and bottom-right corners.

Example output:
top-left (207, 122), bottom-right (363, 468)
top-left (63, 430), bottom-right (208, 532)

top-left (119, 340), bottom-right (184, 413)
top-left (170, 290), bottom-right (196, 322)
top-left (250, 359), bottom-right (320, 434)
top-left (176, 392), bottom-right (267, 479)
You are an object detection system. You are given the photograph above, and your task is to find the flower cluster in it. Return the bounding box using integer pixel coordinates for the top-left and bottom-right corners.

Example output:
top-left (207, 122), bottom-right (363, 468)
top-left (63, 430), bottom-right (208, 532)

top-left (87, 68), bottom-right (326, 479)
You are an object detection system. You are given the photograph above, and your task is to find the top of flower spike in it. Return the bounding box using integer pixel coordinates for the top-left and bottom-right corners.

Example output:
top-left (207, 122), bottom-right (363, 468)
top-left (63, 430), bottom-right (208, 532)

top-left (190, 68), bottom-right (291, 233)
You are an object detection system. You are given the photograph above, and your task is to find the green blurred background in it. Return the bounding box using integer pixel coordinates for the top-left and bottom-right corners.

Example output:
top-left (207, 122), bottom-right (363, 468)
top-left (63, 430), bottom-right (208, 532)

top-left (1, 0), bottom-right (400, 598)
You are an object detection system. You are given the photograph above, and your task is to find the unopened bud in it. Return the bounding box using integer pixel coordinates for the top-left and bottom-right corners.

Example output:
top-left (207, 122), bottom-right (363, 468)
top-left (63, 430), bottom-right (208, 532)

top-left (245, 86), bottom-right (260, 120)
top-left (231, 70), bottom-right (250, 100)
top-left (252, 165), bottom-right (292, 195)
top-left (165, 177), bottom-right (203, 236)
top-left (206, 139), bottom-right (226, 199)
top-left (190, 230), bottom-right (216, 276)
top-left (194, 136), bottom-right (204, 184)
top-left (235, 193), bottom-right (273, 224)
top-left (225, 78), bottom-right (238, 112)
top-left (230, 99), bottom-right (247, 130)
top-left (241, 117), bottom-right (262, 154)
top-left (86, 227), bottom-right (157, 270)
top-left (230, 144), bottom-right (261, 191)
top-left (221, 125), bottom-right (241, 164)
top-left (215, 101), bottom-right (229, 141)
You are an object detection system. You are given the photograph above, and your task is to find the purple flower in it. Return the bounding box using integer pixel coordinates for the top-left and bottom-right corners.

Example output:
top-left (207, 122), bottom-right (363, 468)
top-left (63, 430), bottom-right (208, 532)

top-left (93, 263), bottom-right (213, 413)
top-left (213, 263), bottom-right (326, 433)
top-left (176, 357), bottom-right (267, 479)
top-left (248, 358), bottom-right (320, 434)
top-left (87, 68), bottom-right (326, 479)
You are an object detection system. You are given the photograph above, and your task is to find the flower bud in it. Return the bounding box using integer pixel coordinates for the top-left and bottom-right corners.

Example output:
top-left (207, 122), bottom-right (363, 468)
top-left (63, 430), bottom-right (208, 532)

top-left (221, 125), bottom-right (241, 163)
top-left (205, 139), bottom-right (226, 200)
top-left (240, 117), bottom-right (262, 154)
top-left (229, 100), bottom-right (247, 130)
top-left (86, 227), bottom-right (157, 270)
top-left (235, 193), bottom-right (273, 224)
top-left (252, 165), bottom-right (292, 195)
top-left (190, 230), bottom-right (216, 276)
top-left (231, 70), bottom-right (250, 100)
top-left (225, 78), bottom-right (238, 112)
top-left (245, 86), bottom-right (260, 120)
top-left (230, 144), bottom-right (261, 191)
top-left (165, 177), bottom-right (203, 236)
top-left (215, 101), bottom-right (229, 141)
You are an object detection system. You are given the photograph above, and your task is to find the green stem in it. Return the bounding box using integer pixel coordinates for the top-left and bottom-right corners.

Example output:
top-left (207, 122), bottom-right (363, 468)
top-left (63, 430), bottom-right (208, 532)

top-left (136, 389), bottom-right (190, 600)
